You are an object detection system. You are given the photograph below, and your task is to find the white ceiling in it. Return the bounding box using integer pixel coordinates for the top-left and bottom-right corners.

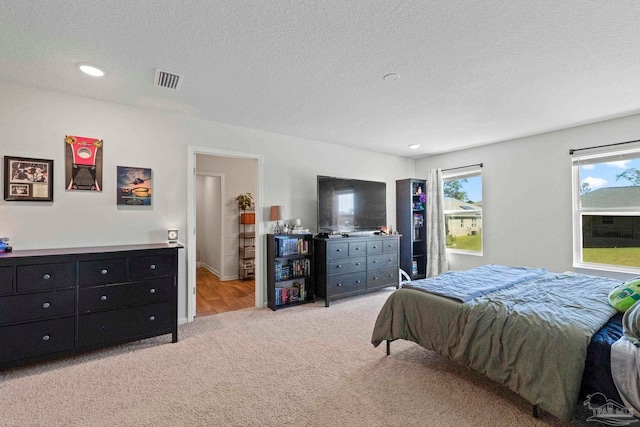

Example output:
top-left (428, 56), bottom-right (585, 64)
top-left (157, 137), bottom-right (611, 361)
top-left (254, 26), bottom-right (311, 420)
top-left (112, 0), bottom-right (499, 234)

top-left (2, 1), bottom-right (640, 158)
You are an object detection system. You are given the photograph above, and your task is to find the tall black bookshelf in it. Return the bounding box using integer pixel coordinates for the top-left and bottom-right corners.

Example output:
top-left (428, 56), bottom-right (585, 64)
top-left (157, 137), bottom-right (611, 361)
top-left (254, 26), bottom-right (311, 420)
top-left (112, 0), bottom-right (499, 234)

top-left (396, 179), bottom-right (427, 280)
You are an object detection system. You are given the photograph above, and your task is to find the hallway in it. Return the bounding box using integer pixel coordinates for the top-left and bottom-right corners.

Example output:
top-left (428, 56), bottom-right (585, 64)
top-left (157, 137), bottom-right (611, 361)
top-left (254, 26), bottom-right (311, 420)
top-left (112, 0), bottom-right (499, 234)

top-left (196, 267), bottom-right (255, 316)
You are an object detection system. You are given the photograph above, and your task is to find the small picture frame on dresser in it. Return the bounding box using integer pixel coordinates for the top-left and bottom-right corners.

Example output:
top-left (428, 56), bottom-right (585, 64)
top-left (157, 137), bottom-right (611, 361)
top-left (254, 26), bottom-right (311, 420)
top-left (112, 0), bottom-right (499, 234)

top-left (4, 156), bottom-right (53, 202)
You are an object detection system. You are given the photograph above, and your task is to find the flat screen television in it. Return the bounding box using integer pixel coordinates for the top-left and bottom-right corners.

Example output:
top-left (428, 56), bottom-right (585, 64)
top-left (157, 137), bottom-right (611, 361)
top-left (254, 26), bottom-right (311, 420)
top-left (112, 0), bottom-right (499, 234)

top-left (317, 175), bottom-right (386, 234)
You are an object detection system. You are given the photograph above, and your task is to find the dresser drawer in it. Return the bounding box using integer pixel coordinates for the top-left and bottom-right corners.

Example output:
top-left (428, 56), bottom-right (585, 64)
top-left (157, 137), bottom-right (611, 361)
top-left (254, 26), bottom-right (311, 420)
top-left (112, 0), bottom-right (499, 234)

top-left (349, 241), bottom-right (367, 257)
top-left (327, 257), bottom-right (366, 275)
top-left (383, 239), bottom-right (398, 253)
top-left (0, 289), bottom-right (75, 325)
top-left (0, 317), bottom-right (75, 364)
top-left (327, 272), bottom-right (366, 296)
top-left (79, 258), bottom-right (128, 286)
top-left (326, 242), bottom-right (349, 259)
top-left (367, 240), bottom-right (383, 255)
top-left (367, 266), bottom-right (398, 289)
top-left (367, 253), bottom-right (398, 270)
top-left (130, 255), bottom-right (173, 280)
top-left (78, 301), bottom-right (173, 348)
top-left (0, 266), bottom-right (12, 295)
top-left (78, 277), bottom-right (173, 313)
top-left (16, 262), bottom-right (76, 292)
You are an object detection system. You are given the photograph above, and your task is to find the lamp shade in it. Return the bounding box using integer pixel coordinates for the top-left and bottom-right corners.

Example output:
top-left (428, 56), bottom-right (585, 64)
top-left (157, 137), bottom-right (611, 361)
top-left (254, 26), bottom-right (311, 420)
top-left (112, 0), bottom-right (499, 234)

top-left (270, 205), bottom-right (284, 221)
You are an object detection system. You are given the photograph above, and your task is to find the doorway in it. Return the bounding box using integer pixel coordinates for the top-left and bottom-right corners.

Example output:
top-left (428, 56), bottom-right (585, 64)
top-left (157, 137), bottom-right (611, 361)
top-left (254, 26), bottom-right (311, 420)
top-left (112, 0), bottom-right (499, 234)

top-left (187, 146), bottom-right (263, 322)
top-left (195, 172), bottom-right (254, 316)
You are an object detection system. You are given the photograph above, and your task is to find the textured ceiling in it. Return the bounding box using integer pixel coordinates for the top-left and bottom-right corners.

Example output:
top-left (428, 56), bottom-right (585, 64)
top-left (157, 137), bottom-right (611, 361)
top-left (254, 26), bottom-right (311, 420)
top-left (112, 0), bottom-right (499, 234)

top-left (2, 1), bottom-right (640, 158)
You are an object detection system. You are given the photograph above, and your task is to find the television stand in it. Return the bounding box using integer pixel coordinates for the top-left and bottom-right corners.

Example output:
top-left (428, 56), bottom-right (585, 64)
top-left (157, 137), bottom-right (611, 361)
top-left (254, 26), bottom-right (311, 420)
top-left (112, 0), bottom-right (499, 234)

top-left (314, 235), bottom-right (400, 307)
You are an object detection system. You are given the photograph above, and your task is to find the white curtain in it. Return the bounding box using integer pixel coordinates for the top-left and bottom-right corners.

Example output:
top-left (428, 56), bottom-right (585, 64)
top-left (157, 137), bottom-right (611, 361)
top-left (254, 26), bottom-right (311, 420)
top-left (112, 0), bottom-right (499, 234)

top-left (426, 168), bottom-right (448, 277)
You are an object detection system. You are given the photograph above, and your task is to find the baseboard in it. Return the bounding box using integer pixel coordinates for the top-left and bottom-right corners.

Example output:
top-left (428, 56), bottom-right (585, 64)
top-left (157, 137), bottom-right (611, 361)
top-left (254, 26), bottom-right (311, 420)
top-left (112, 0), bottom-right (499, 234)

top-left (199, 263), bottom-right (238, 281)
top-left (199, 263), bottom-right (219, 276)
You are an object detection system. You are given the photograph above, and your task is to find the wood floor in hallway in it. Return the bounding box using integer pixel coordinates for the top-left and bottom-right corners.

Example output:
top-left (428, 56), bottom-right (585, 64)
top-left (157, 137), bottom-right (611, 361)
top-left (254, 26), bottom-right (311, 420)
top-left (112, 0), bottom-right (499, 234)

top-left (196, 267), bottom-right (255, 316)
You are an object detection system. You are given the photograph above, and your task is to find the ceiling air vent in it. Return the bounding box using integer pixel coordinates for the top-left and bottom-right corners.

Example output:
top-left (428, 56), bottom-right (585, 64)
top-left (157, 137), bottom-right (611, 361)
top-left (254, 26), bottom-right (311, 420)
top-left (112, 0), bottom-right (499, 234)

top-left (154, 69), bottom-right (182, 90)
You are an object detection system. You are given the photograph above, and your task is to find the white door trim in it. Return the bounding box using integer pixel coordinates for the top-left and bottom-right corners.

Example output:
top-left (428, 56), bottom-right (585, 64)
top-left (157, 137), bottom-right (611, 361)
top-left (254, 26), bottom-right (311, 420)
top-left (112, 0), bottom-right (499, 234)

top-left (187, 145), bottom-right (263, 322)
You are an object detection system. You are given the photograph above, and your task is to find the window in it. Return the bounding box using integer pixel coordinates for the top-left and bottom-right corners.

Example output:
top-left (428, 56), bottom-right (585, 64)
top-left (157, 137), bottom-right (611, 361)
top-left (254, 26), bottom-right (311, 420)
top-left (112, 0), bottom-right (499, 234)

top-left (443, 167), bottom-right (483, 254)
top-left (572, 148), bottom-right (640, 272)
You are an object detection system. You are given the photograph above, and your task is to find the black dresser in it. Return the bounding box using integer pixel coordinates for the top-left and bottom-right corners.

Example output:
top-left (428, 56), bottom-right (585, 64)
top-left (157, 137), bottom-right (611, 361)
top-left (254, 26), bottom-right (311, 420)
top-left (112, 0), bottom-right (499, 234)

top-left (314, 235), bottom-right (399, 307)
top-left (0, 243), bottom-right (181, 370)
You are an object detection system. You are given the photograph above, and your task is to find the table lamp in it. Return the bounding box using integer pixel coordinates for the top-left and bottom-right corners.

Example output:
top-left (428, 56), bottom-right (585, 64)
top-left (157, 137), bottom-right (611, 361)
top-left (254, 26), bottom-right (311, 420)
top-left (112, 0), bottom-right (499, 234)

top-left (270, 205), bottom-right (284, 234)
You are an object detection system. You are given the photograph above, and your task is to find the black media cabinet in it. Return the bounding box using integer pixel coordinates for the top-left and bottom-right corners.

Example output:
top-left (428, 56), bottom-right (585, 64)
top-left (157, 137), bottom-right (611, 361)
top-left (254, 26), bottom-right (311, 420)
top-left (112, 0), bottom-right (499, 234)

top-left (0, 243), bottom-right (181, 370)
top-left (314, 235), bottom-right (399, 307)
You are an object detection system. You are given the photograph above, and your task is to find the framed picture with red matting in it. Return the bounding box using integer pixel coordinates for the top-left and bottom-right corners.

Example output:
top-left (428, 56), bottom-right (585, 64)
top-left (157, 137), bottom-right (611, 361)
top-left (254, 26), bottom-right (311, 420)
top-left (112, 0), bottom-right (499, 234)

top-left (64, 135), bottom-right (103, 191)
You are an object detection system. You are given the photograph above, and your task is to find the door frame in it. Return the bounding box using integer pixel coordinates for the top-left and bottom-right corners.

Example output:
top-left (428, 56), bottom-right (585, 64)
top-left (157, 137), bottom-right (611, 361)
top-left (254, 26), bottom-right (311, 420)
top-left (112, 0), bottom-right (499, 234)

top-left (187, 145), bottom-right (264, 322)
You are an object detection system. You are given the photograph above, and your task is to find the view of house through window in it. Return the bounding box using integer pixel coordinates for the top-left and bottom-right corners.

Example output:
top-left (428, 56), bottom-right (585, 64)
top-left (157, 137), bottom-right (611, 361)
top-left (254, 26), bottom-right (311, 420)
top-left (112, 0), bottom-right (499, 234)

top-left (443, 168), bottom-right (482, 253)
top-left (574, 150), bottom-right (640, 270)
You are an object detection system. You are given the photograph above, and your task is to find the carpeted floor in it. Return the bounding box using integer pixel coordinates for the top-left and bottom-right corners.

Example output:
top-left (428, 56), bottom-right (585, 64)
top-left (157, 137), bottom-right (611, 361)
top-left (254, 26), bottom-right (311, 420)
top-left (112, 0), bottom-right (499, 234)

top-left (1, 288), bottom-right (596, 426)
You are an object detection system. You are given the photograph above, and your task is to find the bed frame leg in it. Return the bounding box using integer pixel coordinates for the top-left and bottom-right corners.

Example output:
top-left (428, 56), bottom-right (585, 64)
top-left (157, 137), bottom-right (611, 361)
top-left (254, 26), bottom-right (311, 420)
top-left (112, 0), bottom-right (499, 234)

top-left (532, 405), bottom-right (538, 418)
top-left (385, 339), bottom-right (397, 355)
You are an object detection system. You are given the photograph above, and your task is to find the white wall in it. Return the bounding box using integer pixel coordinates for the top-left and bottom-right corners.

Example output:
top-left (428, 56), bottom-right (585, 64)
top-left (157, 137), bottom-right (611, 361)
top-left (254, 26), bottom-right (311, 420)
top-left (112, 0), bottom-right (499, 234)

top-left (416, 113), bottom-right (640, 280)
top-left (196, 175), bottom-right (205, 267)
top-left (0, 81), bottom-right (415, 322)
top-left (196, 175), bottom-right (222, 275)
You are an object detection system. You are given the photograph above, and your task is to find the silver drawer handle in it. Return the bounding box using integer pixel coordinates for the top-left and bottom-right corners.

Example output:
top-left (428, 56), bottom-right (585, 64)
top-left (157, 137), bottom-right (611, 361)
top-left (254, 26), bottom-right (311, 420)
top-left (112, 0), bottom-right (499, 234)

top-left (150, 264), bottom-right (156, 270)
top-left (101, 269), bottom-right (108, 275)
top-left (373, 246), bottom-right (378, 249)
top-left (43, 274), bottom-right (51, 280)
top-left (373, 260), bottom-right (378, 263)
top-left (355, 247), bottom-right (360, 250)
top-left (43, 302), bottom-right (51, 309)
top-left (336, 264), bottom-right (342, 268)
top-left (42, 335), bottom-right (50, 341)
top-left (388, 258), bottom-right (393, 261)
top-left (356, 280), bottom-right (361, 283)
top-left (101, 295), bottom-right (107, 301)
top-left (336, 249), bottom-right (342, 252)
top-left (336, 283), bottom-right (342, 287)
top-left (149, 288), bottom-right (156, 294)
top-left (373, 276), bottom-right (378, 280)
top-left (149, 315), bottom-right (156, 321)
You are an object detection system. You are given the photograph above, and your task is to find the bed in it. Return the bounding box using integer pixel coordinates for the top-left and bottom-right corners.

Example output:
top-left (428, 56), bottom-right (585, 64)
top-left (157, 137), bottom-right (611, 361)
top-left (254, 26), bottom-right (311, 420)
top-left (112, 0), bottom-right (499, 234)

top-left (371, 265), bottom-right (622, 422)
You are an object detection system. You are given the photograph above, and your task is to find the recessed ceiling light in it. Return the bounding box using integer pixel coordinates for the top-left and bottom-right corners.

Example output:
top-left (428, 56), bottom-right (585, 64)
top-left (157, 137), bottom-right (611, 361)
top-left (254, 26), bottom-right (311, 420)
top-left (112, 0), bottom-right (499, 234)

top-left (77, 63), bottom-right (106, 77)
top-left (409, 144), bottom-right (421, 149)
top-left (383, 73), bottom-right (399, 82)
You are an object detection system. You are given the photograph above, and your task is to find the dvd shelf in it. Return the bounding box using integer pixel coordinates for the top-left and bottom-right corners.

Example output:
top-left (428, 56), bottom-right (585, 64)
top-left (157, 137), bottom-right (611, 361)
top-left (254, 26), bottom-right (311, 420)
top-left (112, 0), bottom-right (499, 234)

top-left (267, 233), bottom-right (314, 310)
top-left (396, 178), bottom-right (427, 280)
top-left (274, 282), bottom-right (307, 306)
top-left (274, 258), bottom-right (311, 281)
